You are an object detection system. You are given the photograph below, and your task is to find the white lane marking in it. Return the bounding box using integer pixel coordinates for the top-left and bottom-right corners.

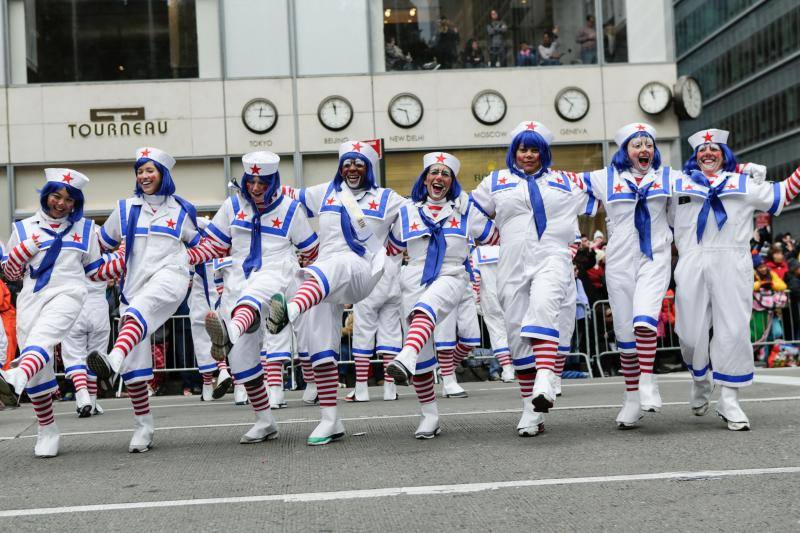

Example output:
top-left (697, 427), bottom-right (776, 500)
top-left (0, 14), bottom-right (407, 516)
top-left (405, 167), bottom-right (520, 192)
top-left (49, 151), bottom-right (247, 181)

top-left (1, 466), bottom-right (798, 517)
top-left (753, 375), bottom-right (800, 387)
top-left (3, 395), bottom-right (799, 442)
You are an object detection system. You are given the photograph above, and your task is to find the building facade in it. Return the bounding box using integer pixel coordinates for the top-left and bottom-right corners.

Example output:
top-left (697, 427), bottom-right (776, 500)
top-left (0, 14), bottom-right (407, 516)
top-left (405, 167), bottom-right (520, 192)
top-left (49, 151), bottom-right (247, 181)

top-left (0, 0), bottom-right (680, 239)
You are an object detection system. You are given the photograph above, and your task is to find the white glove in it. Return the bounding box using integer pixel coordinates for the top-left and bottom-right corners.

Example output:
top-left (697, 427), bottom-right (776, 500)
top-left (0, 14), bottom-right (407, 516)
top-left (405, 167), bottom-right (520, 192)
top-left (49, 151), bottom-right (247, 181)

top-left (745, 163), bottom-right (767, 185)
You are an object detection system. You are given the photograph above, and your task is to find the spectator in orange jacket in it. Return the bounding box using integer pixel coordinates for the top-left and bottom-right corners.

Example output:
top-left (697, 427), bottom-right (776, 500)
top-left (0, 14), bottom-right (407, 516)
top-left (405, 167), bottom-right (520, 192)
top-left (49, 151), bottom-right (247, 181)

top-left (0, 278), bottom-right (17, 370)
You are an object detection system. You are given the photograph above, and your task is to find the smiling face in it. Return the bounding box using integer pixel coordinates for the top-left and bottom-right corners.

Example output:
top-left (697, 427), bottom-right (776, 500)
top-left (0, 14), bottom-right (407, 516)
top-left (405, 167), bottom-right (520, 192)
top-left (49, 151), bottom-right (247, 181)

top-left (136, 161), bottom-right (163, 195)
top-left (424, 163), bottom-right (453, 201)
top-left (627, 135), bottom-right (655, 173)
top-left (516, 145), bottom-right (542, 174)
top-left (340, 158), bottom-right (367, 189)
top-left (46, 186), bottom-right (76, 219)
top-left (696, 143), bottom-right (724, 174)
top-left (246, 176), bottom-right (269, 202)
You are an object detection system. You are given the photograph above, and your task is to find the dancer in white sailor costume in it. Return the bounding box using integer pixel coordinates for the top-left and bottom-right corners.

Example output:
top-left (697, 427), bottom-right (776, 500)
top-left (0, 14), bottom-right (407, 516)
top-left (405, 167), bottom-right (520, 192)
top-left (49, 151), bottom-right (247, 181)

top-left (384, 152), bottom-right (499, 438)
top-left (89, 147), bottom-right (203, 453)
top-left (470, 121), bottom-right (597, 436)
top-left (669, 129), bottom-right (800, 430)
top-left (0, 169), bottom-right (123, 457)
top-left (471, 244), bottom-right (515, 383)
top-left (196, 152), bottom-right (318, 443)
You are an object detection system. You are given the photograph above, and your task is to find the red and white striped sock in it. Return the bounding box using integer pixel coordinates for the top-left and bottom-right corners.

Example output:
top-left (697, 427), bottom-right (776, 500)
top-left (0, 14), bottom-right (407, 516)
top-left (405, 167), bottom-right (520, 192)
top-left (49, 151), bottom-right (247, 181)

top-left (453, 342), bottom-right (473, 366)
top-left (266, 361), bottom-right (284, 387)
top-left (404, 312), bottom-right (435, 354)
top-left (113, 317), bottom-right (145, 359)
top-left (314, 362), bottom-right (339, 407)
top-left (260, 356), bottom-right (269, 382)
top-left (127, 381), bottom-right (150, 416)
top-left (382, 354), bottom-right (396, 383)
top-left (354, 356), bottom-right (370, 384)
top-left (290, 278), bottom-right (325, 314)
top-left (620, 350), bottom-right (640, 391)
top-left (71, 371), bottom-right (89, 392)
top-left (412, 371), bottom-right (436, 404)
top-left (217, 360), bottom-right (229, 373)
top-left (783, 166), bottom-right (800, 203)
top-left (31, 394), bottom-right (55, 427)
top-left (532, 339), bottom-right (559, 371)
top-left (87, 377), bottom-right (98, 397)
top-left (17, 349), bottom-right (49, 380)
top-left (437, 350), bottom-right (455, 376)
top-left (496, 351), bottom-right (512, 367)
top-left (554, 352), bottom-right (567, 377)
top-left (636, 327), bottom-right (658, 374)
top-left (231, 305), bottom-right (257, 338)
top-left (300, 358), bottom-right (315, 384)
top-left (517, 369), bottom-right (535, 399)
top-left (201, 372), bottom-right (214, 386)
top-left (244, 379), bottom-right (271, 411)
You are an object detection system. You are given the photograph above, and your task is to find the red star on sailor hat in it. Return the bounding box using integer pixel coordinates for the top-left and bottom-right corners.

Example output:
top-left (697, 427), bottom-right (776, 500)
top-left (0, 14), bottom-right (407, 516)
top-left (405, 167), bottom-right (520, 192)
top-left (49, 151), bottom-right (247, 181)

top-left (435, 153), bottom-right (447, 163)
top-left (351, 142), bottom-right (363, 152)
top-left (140, 148), bottom-right (151, 158)
top-left (526, 122), bottom-right (537, 130)
top-left (703, 131), bottom-right (714, 143)
top-left (62, 172), bottom-right (73, 184)
top-left (249, 164), bottom-right (261, 175)
top-left (636, 124), bottom-right (647, 131)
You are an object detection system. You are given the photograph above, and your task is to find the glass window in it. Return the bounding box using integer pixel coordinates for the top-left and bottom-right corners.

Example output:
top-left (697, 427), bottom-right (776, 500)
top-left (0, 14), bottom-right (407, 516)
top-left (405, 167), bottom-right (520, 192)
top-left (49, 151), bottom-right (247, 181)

top-left (600, 0), bottom-right (626, 63)
top-left (295, 0), bottom-right (370, 76)
top-left (22, 0), bottom-right (199, 83)
top-left (223, 0), bottom-right (290, 77)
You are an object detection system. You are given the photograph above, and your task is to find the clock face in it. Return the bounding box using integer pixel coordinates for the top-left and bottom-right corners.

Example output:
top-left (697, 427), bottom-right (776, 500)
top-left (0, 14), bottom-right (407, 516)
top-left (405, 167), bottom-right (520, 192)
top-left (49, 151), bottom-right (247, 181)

top-left (471, 90), bottom-right (507, 125)
top-left (241, 98), bottom-right (278, 134)
top-left (388, 93), bottom-right (423, 128)
top-left (318, 96), bottom-right (353, 131)
top-left (681, 78), bottom-right (703, 119)
top-left (555, 87), bottom-right (590, 122)
top-left (638, 81), bottom-right (672, 115)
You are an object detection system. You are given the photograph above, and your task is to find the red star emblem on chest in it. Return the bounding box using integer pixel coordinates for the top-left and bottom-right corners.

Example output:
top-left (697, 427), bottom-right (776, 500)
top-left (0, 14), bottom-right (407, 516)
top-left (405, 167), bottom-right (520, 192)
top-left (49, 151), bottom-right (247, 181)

top-left (410, 222), bottom-right (420, 231)
top-left (435, 153), bottom-right (447, 163)
top-left (249, 164), bottom-right (261, 175)
top-left (166, 218), bottom-right (176, 229)
top-left (652, 182), bottom-right (661, 189)
top-left (271, 217), bottom-right (282, 228)
top-left (31, 233), bottom-right (40, 243)
top-left (71, 232), bottom-right (81, 242)
top-left (702, 131), bottom-right (714, 143)
top-left (727, 183), bottom-right (737, 189)
top-left (449, 218), bottom-right (460, 228)
top-left (684, 183), bottom-right (694, 190)
top-left (62, 172), bottom-right (74, 184)
top-left (140, 148), bottom-right (151, 158)
top-left (326, 197), bottom-right (336, 205)
top-left (351, 142), bottom-right (363, 152)
top-left (614, 183), bottom-right (624, 193)
top-left (236, 211), bottom-right (246, 220)
top-left (368, 200), bottom-right (379, 210)
top-left (555, 177), bottom-right (563, 184)
top-left (498, 177), bottom-right (507, 184)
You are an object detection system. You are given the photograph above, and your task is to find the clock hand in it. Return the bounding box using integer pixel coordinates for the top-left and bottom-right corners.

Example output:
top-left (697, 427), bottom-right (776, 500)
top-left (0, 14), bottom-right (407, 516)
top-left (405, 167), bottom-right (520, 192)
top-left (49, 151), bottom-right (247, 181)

top-left (258, 106), bottom-right (265, 117)
top-left (402, 109), bottom-right (409, 120)
top-left (332, 103), bottom-right (338, 115)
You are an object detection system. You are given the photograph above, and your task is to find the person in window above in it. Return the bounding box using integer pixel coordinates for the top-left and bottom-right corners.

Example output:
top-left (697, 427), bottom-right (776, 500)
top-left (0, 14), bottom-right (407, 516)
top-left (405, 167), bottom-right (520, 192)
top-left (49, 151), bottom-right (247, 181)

top-left (668, 128), bottom-right (800, 431)
top-left (576, 14), bottom-right (597, 64)
top-left (0, 168), bottom-right (123, 457)
top-left (463, 38), bottom-right (485, 68)
top-left (516, 42), bottom-right (536, 66)
top-left (385, 36), bottom-right (412, 71)
top-left (538, 29), bottom-right (562, 65)
top-left (434, 15), bottom-right (460, 69)
top-left (486, 9), bottom-right (508, 67)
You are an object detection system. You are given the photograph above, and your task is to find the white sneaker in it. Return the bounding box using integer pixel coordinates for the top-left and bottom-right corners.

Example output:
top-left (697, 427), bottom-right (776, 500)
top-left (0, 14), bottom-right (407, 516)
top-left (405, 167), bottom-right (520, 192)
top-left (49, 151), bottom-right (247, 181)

top-left (201, 383), bottom-right (214, 402)
top-left (302, 382), bottom-right (318, 405)
top-left (532, 368), bottom-right (556, 413)
top-left (639, 373), bottom-right (662, 412)
top-left (269, 385), bottom-right (287, 409)
top-left (233, 384), bottom-right (249, 405)
top-left (34, 423), bottom-right (60, 458)
top-left (517, 397), bottom-right (545, 437)
top-left (415, 401), bottom-right (440, 439)
top-left (716, 386), bottom-right (750, 431)
top-left (75, 388), bottom-right (93, 418)
top-left (0, 367), bottom-right (28, 397)
top-left (441, 374), bottom-right (468, 398)
top-left (129, 413), bottom-right (154, 453)
top-left (385, 346), bottom-right (416, 385)
top-left (240, 409), bottom-right (279, 443)
top-left (212, 368), bottom-right (233, 399)
top-left (344, 381), bottom-right (369, 402)
top-left (500, 365), bottom-right (515, 383)
top-left (616, 390), bottom-right (643, 429)
top-left (689, 374), bottom-right (714, 416)
top-left (307, 406), bottom-right (345, 446)
top-left (554, 375), bottom-right (563, 397)
top-left (92, 399), bottom-right (104, 416)
top-left (383, 382), bottom-right (398, 401)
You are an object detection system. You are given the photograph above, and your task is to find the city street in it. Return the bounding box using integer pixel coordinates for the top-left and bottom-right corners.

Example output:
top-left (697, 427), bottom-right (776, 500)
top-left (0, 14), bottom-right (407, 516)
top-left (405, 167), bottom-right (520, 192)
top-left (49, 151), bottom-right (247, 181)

top-left (2, 368), bottom-right (800, 531)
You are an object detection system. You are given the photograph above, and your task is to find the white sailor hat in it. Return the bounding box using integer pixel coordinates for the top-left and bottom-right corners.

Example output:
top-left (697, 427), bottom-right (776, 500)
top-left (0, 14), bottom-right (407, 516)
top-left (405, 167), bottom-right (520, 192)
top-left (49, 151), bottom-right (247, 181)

top-left (135, 147), bottom-right (176, 171)
top-left (242, 151), bottom-right (280, 176)
top-left (423, 151), bottom-right (461, 177)
top-left (339, 140), bottom-right (379, 169)
top-left (688, 129), bottom-right (729, 150)
top-left (45, 168), bottom-right (89, 190)
top-left (614, 123), bottom-right (656, 147)
top-left (509, 121), bottom-right (555, 145)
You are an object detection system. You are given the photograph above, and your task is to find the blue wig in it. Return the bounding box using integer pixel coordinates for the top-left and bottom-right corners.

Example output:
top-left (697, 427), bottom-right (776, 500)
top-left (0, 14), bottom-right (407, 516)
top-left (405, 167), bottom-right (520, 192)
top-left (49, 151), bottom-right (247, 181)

top-left (241, 170), bottom-right (281, 207)
top-left (683, 143), bottom-right (737, 174)
top-left (411, 164), bottom-right (463, 203)
top-left (506, 130), bottom-right (552, 178)
top-left (333, 152), bottom-right (377, 191)
top-left (39, 181), bottom-right (85, 223)
top-left (134, 158), bottom-right (176, 196)
top-left (611, 132), bottom-right (662, 173)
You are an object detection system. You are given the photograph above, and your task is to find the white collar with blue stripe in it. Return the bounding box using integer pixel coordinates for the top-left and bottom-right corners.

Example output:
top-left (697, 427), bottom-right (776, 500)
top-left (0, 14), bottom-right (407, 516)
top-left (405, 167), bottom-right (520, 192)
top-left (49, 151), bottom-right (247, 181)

top-left (674, 171), bottom-right (748, 198)
top-left (606, 166), bottom-right (672, 202)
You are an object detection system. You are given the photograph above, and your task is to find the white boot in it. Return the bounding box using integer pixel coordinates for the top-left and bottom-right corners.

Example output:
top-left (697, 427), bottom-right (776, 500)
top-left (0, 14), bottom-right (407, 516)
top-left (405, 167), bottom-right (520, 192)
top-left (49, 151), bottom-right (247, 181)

top-left (554, 375), bottom-right (563, 397)
top-left (345, 381), bottom-right (370, 402)
top-left (240, 408), bottom-right (279, 443)
top-left (689, 373), bottom-right (714, 416)
top-left (517, 396), bottom-right (545, 437)
top-left (269, 385), bottom-right (287, 409)
top-left (307, 406), bottom-right (345, 446)
top-left (616, 390), bottom-right (643, 429)
top-left (129, 413), bottom-right (154, 453)
top-left (201, 383), bottom-right (214, 402)
top-left (639, 373), bottom-right (663, 412)
top-left (87, 350), bottom-right (120, 380)
top-left (92, 398), bottom-right (104, 415)
top-left (532, 368), bottom-right (556, 413)
top-left (500, 365), bottom-right (515, 383)
top-left (34, 423), bottom-right (60, 458)
top-left (385, 346), bottom-right (416, 385)
top-left (75, 388), bottom-right (93, 418)
top-left (106, 350), bottom-right (124, 375)
top-left (233, 384), bottom-right (249, 405)
top-left (302, 382), bottom-right (318, 405)
top-left (0, 367), bottom-right (28, 397)
top-left (212, 368), bottom-right (232, 399)
top-left (716, 386), bottom-right (750, 431)
top-left (383, 381), bottom-right (398, 401)
top-left (414, 401), bottom-right (440, 439)
top-left (441, 374), bottom-right (468, 398)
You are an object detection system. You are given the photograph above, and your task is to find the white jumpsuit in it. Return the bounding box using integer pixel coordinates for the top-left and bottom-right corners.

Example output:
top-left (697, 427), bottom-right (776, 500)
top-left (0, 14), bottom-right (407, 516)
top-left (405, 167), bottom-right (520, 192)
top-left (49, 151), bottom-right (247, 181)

top-left (471, 245), bottom-right (509, 359)
top-left (351, 254), bottom-right (403, 360)
top-left (60, 276), bottom-right (110, 382)
top-left (188, 259), bottom-right (223, 375)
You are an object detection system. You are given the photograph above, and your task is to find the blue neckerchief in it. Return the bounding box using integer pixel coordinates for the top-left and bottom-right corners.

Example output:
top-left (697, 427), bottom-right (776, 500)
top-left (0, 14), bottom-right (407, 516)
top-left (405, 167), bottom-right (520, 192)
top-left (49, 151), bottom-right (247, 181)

top-left (195, 263), bottom-right (211, 307)
top-left (418, 206), bottom-right (448, 286)
top-left (29, 222), bottom-right (74, 293)
top-left (519, 167), bottom-right (548, 240)
top-left (623, 176), bottom-right (655, 259)
top-left (464, 256), bottom-right (477, 283)
top-left (120, 203), bottom-right (142, 297)
top-left (332, 184), bottom-right (368, 257)
top-left (691, 171), bottom-right (729, 243)
top-left (241, 202), bottom-right (262, 279)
